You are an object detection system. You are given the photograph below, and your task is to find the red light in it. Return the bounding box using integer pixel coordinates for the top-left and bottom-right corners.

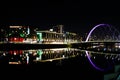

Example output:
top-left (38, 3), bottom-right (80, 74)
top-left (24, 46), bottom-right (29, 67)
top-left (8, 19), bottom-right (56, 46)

top-left (14, 38), bottom-right (17, 41)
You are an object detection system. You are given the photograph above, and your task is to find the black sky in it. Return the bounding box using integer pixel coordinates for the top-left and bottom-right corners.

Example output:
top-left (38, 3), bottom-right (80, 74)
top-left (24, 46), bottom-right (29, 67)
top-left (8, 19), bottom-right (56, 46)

top-left (5, 1), bottom-right (120, 35)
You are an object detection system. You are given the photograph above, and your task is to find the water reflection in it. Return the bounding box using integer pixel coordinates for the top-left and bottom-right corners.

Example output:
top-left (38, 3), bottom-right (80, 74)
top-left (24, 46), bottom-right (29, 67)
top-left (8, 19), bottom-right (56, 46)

top-left (0, 48), bottom-right (81, 64)
top-left (88, 51), bottom-right (120, 70)
top-left (0, 48), bottom-right (120, 71)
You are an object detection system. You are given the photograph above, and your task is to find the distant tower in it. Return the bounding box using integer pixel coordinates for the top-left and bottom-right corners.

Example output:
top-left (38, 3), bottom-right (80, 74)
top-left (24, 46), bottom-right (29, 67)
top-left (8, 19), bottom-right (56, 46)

top-left (57, 25), bottom-right (64, 33)
top-left (27, 26), bottom-right (30, 35)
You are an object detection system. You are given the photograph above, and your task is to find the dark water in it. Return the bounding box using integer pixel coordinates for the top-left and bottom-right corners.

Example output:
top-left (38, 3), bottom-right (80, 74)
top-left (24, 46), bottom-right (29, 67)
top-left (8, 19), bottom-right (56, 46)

top-left (0, 48), bottom-right (120, 80)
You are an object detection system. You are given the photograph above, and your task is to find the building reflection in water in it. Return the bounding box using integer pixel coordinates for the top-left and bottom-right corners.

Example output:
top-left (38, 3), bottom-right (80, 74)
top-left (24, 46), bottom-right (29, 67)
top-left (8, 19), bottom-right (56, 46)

top-left (0, 48), bottom-right (120, 71)
top-left (0, 48), bottom-right (82, 64)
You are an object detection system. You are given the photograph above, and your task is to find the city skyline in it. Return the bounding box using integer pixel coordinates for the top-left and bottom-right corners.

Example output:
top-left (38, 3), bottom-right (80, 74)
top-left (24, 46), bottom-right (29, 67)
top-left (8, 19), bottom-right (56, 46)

top-left (1, 1), bottom-right (119, 79)
top-left (5, 1), bottom-right (120, 35)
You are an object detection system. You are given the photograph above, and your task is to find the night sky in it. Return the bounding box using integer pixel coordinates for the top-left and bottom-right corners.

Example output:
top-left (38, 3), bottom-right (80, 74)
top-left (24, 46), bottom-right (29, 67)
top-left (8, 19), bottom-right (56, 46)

top-left (5, 1), bottom-right (120, 35)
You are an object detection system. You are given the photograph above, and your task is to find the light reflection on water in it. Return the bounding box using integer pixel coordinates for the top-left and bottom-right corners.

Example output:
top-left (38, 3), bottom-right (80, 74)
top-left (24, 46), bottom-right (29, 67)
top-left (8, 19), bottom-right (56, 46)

top-left (0, 48), bottom-right (120, 68)
top-left (0, 48), bottom-right (81, 64)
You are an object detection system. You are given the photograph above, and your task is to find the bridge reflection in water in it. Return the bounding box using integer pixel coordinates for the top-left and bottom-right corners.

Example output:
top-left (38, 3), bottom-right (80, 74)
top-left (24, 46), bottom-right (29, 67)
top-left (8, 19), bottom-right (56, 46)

top-left (0, 48), bottom-right (120, 80)
top-left (0, 48), bottom-right (120, 68)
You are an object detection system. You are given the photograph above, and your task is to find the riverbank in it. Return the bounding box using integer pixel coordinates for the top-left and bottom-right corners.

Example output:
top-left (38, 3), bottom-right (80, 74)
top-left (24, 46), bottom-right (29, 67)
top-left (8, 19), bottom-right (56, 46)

top-left (0, 43), bottom-right (69, 50)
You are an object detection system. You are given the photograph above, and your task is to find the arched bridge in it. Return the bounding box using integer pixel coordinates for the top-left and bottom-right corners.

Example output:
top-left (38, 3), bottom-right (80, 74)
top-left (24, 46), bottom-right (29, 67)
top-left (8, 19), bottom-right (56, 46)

top-left (72, 23), bottom-right (120, 49)
top-left (71, 23), bottom-right (120, 71)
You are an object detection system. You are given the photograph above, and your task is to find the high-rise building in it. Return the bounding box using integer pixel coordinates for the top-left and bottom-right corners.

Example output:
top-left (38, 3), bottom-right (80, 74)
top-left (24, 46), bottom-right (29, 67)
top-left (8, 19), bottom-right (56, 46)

top-left (56, 24), bottom-right (64, 33)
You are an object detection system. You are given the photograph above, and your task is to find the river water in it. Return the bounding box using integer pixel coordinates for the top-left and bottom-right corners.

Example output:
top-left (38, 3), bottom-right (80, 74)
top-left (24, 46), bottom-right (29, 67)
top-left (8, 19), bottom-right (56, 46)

top-left (0, 48), bottom-right (120, 80)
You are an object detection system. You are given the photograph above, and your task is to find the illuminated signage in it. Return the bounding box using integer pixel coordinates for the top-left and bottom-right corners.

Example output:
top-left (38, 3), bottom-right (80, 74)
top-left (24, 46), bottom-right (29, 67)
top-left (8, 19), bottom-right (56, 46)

top-left (10, 26), bottom-right (22, 28)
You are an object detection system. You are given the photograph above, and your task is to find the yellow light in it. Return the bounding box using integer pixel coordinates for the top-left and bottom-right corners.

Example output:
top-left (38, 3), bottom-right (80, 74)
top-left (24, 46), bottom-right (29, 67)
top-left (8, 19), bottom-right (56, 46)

top-left (10, 26), bottom-right (22, 28)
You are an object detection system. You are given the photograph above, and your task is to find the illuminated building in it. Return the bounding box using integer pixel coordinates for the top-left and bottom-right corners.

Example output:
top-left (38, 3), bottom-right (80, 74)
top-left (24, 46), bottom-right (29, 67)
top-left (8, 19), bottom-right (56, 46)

top-left (36, 30), bottom-right (65, 44)
top-left (8, 26), bottom-right (30, 42)
top-left (0, 25), bottom-right (80, 44)
top-left (35, 25), bottom-right (79, 44)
